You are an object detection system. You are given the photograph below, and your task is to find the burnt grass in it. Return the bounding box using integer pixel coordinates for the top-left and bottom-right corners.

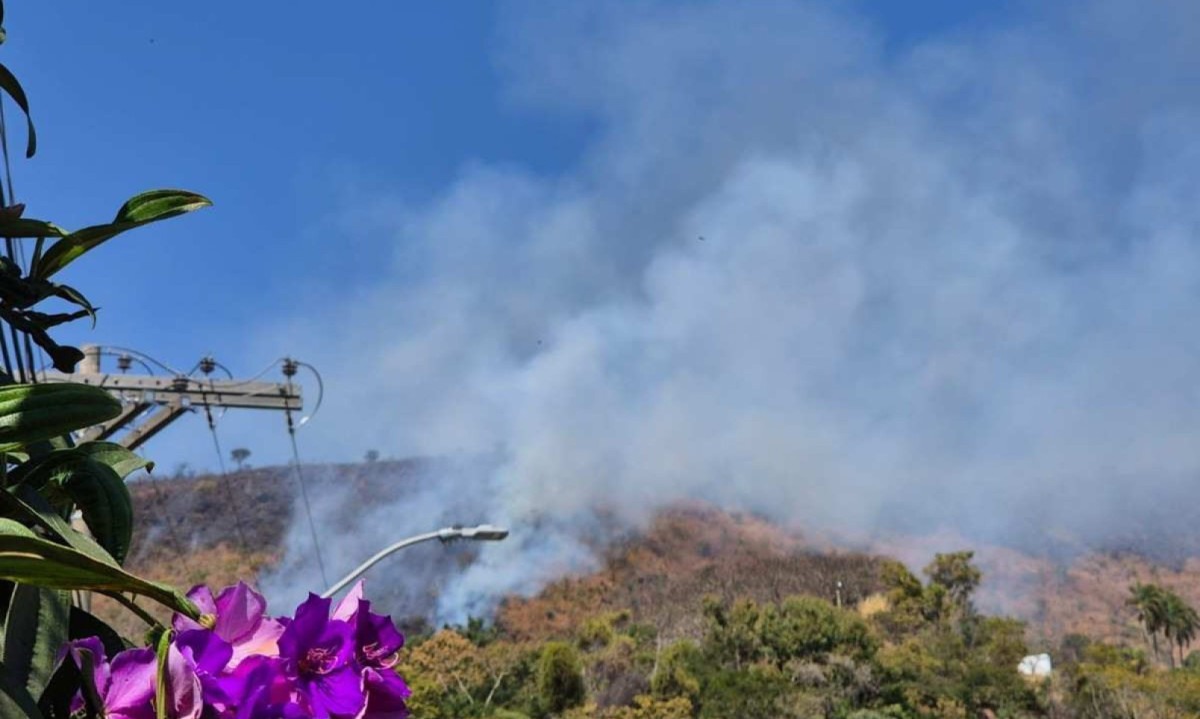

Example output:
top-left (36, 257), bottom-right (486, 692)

top-left (105, 460), bottom-right (1200, 647)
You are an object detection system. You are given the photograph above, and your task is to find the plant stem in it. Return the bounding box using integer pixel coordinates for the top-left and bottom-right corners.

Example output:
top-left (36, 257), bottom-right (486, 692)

top-left (99, 591), bottom-right (162, 629)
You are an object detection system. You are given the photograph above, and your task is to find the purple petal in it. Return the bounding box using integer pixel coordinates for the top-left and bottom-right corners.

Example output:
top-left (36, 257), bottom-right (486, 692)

top-left (354, 601), bottom-right (405, 668)
top-left (229, 616), bottom-right (285, 668)
top-left (359, 668), bottom-right (411, 719)
top-left (104, 648), bottom-right (157, 717)
top-left (278, 594), bottom-right (333, 660)
top-left (174, 585), bottom-right (218, 633)
top-left (175, 629), bottom-right (233, 676)
top-left (213, 582), bottom-right (269, 644)
top-left (227, 656), bottom-right (308, 719)
top-left (304, 663), bottom-right (367, 717)
top-left (66, 637), bottom-right (110, 702)
top-left (218, 654), bottom-right (276, 700)
top-left (236, 691), bottom-right (308, 719)
top-left (167, 643), bottom-right (203, 719)
top-left (332, 581), bottom-right (364, 621)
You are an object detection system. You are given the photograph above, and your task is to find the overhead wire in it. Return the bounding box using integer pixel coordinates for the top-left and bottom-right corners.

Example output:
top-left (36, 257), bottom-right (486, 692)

top-left (199, 369), bottom-right (249, 549)
top-left (195, 360), bottom-right (249, 552)
top-left (281, 359), bottom-right (328, 587)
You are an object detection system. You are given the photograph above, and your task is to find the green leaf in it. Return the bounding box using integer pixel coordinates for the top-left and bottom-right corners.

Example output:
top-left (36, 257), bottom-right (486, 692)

top-left (0, 669), bottom-right (42, 719)
top-left (0, 486), bottom-right (122, 571)
top-left (0, 520), bottom-right (199, 618)
top-left (0, 383), bottom-right (121, 452)
top-left (1, 584), bottom-right (68, 703)
top-left (0, 218), bottom-right (65, 240)
top-left (48, 284), bottom-right (96, 327)
top-left (0, 62), bottom-right (35, 158)
top-left (113, 190), bottom-right (212, 224)
top-left (7, 445), bottom-right (149, 564)
top-left (35, 659), bottom-right (75, 719)
top-left (154, 629), bottom-right (172, 719)
top-left (72, 442), bottom-right (154, 479)
top-left (58, 459), bottom-right (133, 564)
top-left (34, 190), bottom-right (212, 279)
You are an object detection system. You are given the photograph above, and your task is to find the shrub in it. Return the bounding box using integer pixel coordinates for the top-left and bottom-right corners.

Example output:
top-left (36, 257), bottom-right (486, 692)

top-left (539, 641), bottom-right (587, 714)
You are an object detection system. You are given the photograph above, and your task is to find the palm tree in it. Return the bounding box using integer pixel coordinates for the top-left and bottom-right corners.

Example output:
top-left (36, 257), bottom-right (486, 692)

top-left (1128, 583), bottom-right (1168, 663)
top-left (1163, 590), bottom-right (1199, 668)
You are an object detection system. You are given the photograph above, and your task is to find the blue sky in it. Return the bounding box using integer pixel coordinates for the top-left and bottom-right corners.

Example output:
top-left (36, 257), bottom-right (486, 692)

top-left (0, 1), bottom-right (1026, 470)
top-left (4, 2), bottom-right (597, 468)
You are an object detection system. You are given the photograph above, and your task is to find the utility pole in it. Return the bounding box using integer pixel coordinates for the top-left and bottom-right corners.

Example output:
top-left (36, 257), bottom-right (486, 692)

top-left (38, 345), bottom-right (303, 450)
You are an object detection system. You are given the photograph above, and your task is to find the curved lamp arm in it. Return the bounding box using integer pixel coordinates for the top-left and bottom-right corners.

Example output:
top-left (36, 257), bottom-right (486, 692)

top-left (320, 524), bottom-right (509, 599)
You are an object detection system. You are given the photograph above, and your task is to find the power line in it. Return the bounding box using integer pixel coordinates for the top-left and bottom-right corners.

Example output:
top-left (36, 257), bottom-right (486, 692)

top-left (285, 403), bottom-right (328, 587)
top-left (202, 398), bottom-right (248, 549)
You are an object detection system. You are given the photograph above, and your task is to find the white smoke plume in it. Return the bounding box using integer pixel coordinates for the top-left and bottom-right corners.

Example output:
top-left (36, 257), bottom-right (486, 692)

top-left (261, 0), bottom-right (1200, 621)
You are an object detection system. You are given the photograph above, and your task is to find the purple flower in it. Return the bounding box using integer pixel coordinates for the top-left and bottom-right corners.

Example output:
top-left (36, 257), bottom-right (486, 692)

top-left (175, 628), bottom-right (235, 712)
top-left (333, 582), bottom-right (410, 719)
top-left (277, 594), bottom-right (365, 718)
top-left (174, 582), bottom-right (285, 667)
top-left (222, 655), bottom-right (308, 719)
top-left (165, 641), bottom-right (204, 719)
top-left (65, 638), bottom-right (156, 719)
top-left (358, 668), bottom-right (411, 719)
top-left (65, 637), bottom-right (206, 719)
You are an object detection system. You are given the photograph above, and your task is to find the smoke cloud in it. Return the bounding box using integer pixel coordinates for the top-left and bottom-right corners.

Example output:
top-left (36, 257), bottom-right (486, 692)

top-left (262, 0), bottom-right (1200, 621)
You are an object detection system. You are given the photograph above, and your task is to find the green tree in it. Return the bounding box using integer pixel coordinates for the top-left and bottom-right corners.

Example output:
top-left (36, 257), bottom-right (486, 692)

top-left (923, 551), bottom-right (981, 612)
top-left (538, 641), bottom-right (586, 715)
top-left (1163, 590), bottom-right (1199, 668)
top-left (651, 640), bottom-right (702, 703)
top-left (1128, 582), bottom-right (1169, 663)
top-left (758, 595), bottom-right (876, 664)
top-left (230, 447), bottom-right (251, 471)
top-left (701, 596), bottom-right (764, 670)
top-left (697, 666), bottom-right (790, 719)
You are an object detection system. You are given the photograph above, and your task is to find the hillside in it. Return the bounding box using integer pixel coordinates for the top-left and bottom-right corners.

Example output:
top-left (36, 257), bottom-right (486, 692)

top-left (102, 461), bottom-right (1200, 653)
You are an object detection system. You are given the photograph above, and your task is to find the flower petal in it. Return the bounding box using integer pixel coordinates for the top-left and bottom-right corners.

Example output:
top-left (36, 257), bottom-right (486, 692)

top-left (358, 668), bottom-right (411, 719)
top-left (354, 600), bottom-right (405, 666)
top-left (173, 585), bottom-right (218, 633)
top-left (105, 648), bottom-right (157, 717)
top-left (175, 628), bottom-right (233, 676)
top-left (167, 642), bottom-right (204, 719)
top-left (229, 616), bottom-right (285, 668)
top-left (305, 664), bottom-right (367, 717)
top-left (66, 636), bottom-right (110, 700)
top-left (278, 594), bottom-right (333, 662)
top-left (332, 581), bottom-right (365, 621)
top-left (214, 582), bottom-right (269, 644)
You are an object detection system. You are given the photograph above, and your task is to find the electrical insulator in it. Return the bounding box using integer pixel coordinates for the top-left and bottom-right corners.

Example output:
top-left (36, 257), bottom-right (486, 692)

top-left (282, 358), bottom-right (299, 379)
top-left (117, 354), bottom-right (132, 373)
top-left (199, 356), bottom-right (216, 375)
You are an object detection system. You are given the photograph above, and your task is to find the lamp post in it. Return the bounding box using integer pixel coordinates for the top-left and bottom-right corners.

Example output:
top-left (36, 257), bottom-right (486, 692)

top-left (320, 524), bottom-right (510, 599)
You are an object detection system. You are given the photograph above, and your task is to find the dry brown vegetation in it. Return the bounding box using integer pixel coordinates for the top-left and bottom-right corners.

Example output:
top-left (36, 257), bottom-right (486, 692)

top-left (496, 505), bottom-right (886, 642)
top-left (106, 463), bottom-right (1200, 650)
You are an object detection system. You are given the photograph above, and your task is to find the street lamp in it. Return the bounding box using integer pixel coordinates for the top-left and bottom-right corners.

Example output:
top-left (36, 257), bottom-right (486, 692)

top-left (320, 524), bottom-right (510, 599)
